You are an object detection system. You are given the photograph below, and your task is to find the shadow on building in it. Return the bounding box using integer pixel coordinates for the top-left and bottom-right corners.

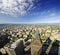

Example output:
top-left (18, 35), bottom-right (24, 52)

top-left (48, 40), bottom-right (60, 55)
top-left (40, 38), bottom-right (51, 55)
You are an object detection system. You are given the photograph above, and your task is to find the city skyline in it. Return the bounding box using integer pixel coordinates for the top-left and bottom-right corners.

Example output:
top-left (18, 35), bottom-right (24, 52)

top-left (0, 0), bottom-right (60, 24)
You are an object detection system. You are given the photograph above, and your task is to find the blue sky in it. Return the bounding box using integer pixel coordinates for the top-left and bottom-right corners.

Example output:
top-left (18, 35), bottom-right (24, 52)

top-left (0, 0), bottom-right (60, 23)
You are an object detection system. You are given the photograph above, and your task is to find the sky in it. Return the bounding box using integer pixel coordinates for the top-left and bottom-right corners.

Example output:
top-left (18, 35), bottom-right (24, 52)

top-left (0, 0), bottom-right (60, 24)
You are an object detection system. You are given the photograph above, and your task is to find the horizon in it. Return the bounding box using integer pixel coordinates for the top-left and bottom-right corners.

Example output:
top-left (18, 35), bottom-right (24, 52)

top-left (0, 23), bottom-right (60, 25)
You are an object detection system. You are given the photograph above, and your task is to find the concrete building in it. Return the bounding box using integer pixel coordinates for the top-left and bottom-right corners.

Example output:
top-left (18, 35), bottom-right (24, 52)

top-left (31, 39), bottom-right (42, 55)
top-left (4, 39), bottom-right (24, 55)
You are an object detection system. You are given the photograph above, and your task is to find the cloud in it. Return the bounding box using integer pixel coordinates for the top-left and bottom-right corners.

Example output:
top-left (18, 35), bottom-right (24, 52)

top-left (0, 0), bottom-right (37, 17)
top-left (40, 9), bottom-right (58, 17)
top-left (49, 13), bottom-right (56, 16)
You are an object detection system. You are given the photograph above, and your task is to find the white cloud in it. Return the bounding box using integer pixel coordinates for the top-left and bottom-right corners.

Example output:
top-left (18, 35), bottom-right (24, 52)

top-left (0, 0), bottom-right (36, 17)
top-left (49, 13), bottom-right (56, 16)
